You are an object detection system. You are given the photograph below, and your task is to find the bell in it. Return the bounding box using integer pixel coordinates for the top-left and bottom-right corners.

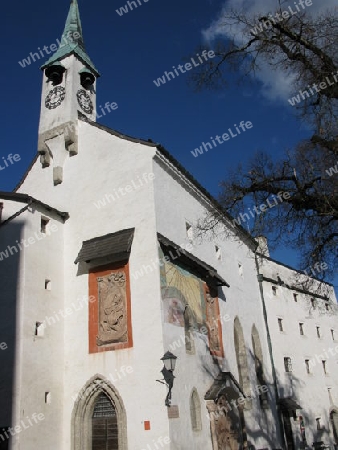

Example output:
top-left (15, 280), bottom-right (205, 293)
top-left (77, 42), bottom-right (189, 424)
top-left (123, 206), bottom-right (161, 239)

top-left (80, 69), bottom-right (95, 89)
top-left (45, 63), bottom-right (66, 85)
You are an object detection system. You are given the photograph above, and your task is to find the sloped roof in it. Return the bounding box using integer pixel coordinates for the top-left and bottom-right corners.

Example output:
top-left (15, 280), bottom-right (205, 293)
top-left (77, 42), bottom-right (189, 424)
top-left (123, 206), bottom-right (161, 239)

top-left (158, 233), bottom-right (229, 287)
top-left (0, 191), bottom-right (69, 224)
top-left (77, 114), bottom-right (258, 250)
top-left (75, 228), bottom-right (135, 264)
top-left (278, 397), bottom-right (302, 411)
top-left (41, 0), bottom-right (99, 77)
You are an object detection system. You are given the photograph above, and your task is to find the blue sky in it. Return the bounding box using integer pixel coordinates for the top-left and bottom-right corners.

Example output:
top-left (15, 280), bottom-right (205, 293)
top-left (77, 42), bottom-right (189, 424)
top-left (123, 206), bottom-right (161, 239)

top-left (1, 0), bottom-right (336, 290)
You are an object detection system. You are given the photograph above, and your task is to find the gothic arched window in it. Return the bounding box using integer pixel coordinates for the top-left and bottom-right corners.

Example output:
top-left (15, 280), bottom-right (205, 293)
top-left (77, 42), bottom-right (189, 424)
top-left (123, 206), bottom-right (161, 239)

top-left (184, 306), bottom-right (195, 354)
top-left (234, 317), bottom-right (251, 409)
top-left (92, 393), bottom-right (118, 450)
top-left (190, 389), bottom-right (202, 431)
top-left (251, 325), bottom-right (268, 408)
top-left (71, 375), bottom-right (128, 450)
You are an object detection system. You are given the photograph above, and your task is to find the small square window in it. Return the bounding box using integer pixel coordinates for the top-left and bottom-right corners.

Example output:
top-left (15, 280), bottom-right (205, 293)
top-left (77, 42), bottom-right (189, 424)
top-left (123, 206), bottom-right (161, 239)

top-left (41, 217), bottom-right (49, 233)
top-left (316, 326), bottom-right (321, 338)
top-left (272, 286), bottom-right (277, 296)
top-left (305, 359), bottom-right (310, 374)
top-left (293, 293), bottom-right (298, 302)
top-left (299, 323), bottom-right (304, 336)
top-left (278, 318), bottom-right (283, 332)
top-left (284, 357), bottom-right (292, 372)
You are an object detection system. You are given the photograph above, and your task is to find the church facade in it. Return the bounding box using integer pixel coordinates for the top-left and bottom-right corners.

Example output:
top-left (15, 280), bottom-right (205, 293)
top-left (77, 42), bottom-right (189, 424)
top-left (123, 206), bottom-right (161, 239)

top-left (0, 1), bottom-right (337, 449)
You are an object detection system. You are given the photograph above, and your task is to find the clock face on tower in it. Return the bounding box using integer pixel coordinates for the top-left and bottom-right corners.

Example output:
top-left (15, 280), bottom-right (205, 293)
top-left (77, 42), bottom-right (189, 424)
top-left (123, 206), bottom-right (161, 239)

top-left (77, 89), bottom-right (93, 114)
top-left (45, 86), bottom-right (66, 109)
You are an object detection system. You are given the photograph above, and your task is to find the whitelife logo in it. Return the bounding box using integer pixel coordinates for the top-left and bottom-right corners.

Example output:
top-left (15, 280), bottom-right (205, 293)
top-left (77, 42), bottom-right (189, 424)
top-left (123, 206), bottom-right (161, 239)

top-left (18, 31), bottom-right (81, 68)
top-left (191, 121), bottom-right (253, 158)
top-left (0, 413), bottom-right (45, 443)
top-left (0, 153), bottom-right (21, 171)
top-left (288, 71), bottom-right (338, 106)
top-left (93, 173), bottom-right (155, 209)
top-left (0, 223), bottom-right (58, 262)
top-left (153, 50), bottom-right (215, 87)
top-left (116, 0), bottom-right (150, 16)
top-left (250, 0), bottom-right (313, 36)
top-left (325, 161), bottom-right (338, 177)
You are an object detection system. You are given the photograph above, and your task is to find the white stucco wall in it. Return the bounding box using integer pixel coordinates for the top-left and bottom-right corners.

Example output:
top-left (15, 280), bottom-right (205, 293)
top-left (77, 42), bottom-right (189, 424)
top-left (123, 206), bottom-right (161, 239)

top-left (16, 121), bottom-right (170, 450)
top-left (152, 153), bottom-right (283, 449)
top-left (0, 201), bottom-right (65, 450)
top-left (258, 256), bottom-right (338, 448)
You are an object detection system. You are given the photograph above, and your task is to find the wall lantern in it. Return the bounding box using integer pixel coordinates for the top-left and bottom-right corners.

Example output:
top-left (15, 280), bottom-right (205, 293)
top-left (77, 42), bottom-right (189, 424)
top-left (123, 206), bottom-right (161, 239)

top-left (157, 351), bottom-right (177, 407)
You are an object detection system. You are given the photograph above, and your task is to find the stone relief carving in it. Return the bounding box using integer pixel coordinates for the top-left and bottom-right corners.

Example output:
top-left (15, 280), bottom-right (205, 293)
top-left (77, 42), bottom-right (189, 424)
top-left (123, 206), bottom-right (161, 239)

top-left (96, 272), bottom-right (128, 346)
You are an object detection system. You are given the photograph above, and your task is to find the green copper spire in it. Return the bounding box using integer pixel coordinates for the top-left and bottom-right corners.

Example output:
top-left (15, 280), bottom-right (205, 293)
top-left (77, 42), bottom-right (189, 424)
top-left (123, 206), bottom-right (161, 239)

top-left (41, 0), bottom-right (99, 76)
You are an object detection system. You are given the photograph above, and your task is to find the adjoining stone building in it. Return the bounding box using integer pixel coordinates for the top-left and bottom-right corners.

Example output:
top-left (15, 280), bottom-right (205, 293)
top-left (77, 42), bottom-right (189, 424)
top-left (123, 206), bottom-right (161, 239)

top-left (0, 1), bottom-right (337, 449)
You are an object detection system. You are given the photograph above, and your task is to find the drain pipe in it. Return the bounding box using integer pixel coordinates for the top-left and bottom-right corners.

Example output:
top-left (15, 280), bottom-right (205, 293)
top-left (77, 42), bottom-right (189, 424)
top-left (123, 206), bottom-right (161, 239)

top-left (255, 254), bottom-right (286, 450)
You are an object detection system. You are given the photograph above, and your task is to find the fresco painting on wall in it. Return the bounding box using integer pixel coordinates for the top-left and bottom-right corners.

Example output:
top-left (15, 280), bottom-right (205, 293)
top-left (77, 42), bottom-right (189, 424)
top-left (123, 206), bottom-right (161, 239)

top-left (159, 247), bottom-right (224, 357)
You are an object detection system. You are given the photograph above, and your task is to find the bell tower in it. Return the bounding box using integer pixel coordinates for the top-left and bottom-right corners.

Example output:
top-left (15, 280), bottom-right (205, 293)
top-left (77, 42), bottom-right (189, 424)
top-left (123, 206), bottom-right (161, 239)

top-left (38, 0), bottom-right (100, 184)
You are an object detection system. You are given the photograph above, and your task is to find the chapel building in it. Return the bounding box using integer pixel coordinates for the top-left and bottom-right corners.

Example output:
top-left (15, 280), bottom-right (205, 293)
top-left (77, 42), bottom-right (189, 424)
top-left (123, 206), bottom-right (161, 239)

top-left (0, 2), bottom-right (337, 449)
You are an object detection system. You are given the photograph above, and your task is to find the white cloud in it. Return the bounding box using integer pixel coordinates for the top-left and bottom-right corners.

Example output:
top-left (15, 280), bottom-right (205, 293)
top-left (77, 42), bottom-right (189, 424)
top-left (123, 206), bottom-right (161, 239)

top-left (202, 0), bottom-right (337, 102)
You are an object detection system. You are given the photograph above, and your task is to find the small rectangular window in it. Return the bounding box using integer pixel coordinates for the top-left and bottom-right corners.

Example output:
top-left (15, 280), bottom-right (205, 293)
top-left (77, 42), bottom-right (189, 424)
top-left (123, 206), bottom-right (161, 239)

top-left (316, 418), bottom-right (321, 430)
top-left (215, 245), bottom-right (222, 261)
top-left (35, 322), bottom-right (44, 337)
top-left (41, 217), bottom-right (49, 233)
top-left (325, 302), bottom-right (330, 311)
top-left (305, 360), bottom-right (310, 374)
top-left (322, 360), bottom-right (327, 374)
top-left (293, 293), bottom-right (298, 302)
top-left (45, 280), bottom-right (51, 291)
top-left (299, 323), bottom-right (304, 335)
top-left (238, 262), bottom-right (243, 277)
top-left (45, 392), bottom-right (51, 404)
top-left (185, 222), bottom-right (193, 240)
top-left (331, 329), bottom-right (335, 341)
top-left (311, 298), bottom-right (316, 310)
top-left (272, 286), bottom-right (277, 296)
top-left (284, 357), bottom-right (292, 373)
top-left (278, 318), bottom-right (283, 332)
top-left (316, 326), bottom-right (321, 338)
